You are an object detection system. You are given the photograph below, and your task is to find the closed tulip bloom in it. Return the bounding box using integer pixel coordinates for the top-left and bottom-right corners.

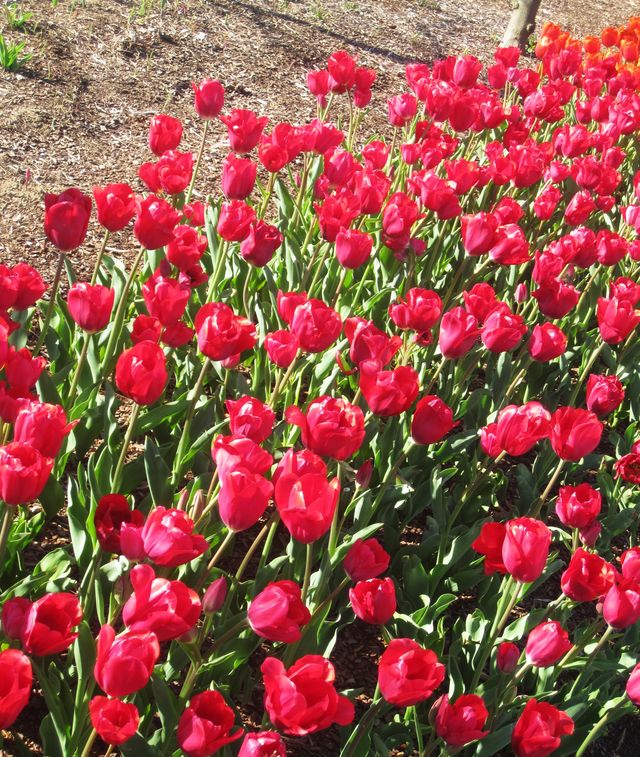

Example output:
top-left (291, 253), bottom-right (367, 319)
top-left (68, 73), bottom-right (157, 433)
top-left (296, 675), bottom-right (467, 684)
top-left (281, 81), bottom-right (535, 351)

top-left (226, 396), bottom-right (275, 443)
top-left (218, 467), bottom-right (272, 532)
top-left (349, 577), bottom-right (396, 624)
top-left (511, 699), bottom-right (574, 757)
top-left (495, 402), bottom-right (551, 456)
top-left (220, 108), bottom-right (269, 154)
top-left (178, 690), bottom-right (243, 757)
top-left (142, 268), bottom-right (190, 326)
top-left (261, 655), bottom-right (354, 735)
top-left (148, 114), bottom-right (182, 155)
top-left (434, 694), bottom-right (489, 747)
top-left (94, 494), bottom-right (145, 554)
top-left (12, 263), bottom-right (47, 310)
top-left (13, 401), bottom-right (75, 458)
top-left (202, 577), bottom-right (228, 615)
top-left (461, 212), bottom-right (499, 255)
top-left (603, 577), bottom-right (640, 629)
top-left (89, 696), bottom-right (139, 746)
top-left (122, 564), bottom-right (201, 642)
top-left (238, 731), bottom-right (286, 757)
top-left (481, 306), bottom-right (527, 352)
top-left (192, 79), bottom-right (225, 119)
top-left (411, 395), bottom-right (456, 445)
top-left (285, 396), bottom-right (365, 460)
top-left (378, 638), bottom-right (446, 707)
top-left (335, 228), bottom-right (373, 269)
top-left (240, 220), bottom-right (283, 267)
top-left (0, 442), bottom-right (53, 505)
top-left (248, 580), bottom-right (311, 643)
top-left (0, 649), bottom-right (32, 728)
top-left (528, 322), bottom-right (567, 362)
top-left (67, 283), bottom-right (115, 333)
top-left (597, 296), bottom-right (640, 344)
top-left (626, 663), bottom-right (640, 706)
top-left (525, 621), bottom-right (572, 667)
top-left (621, 547), bottom-right (640, 583)
top-left (217, 200), bottom-right (256, 242)
top-left (44, 188), bottom-right (92, 251)
top-left (195, 302), bottom-right (257, 361)
top-left (264, 329), bottom-right (299, 368)
top-left (5, 347), bottom-right (46, 390)
top-left (212, 434), bottom-right (273, 477)
top-left (290, 298), bottom-right (342, 353)
top-left (472, 522), bottom-right (507, 575)
top-left (95, 625), bottom-right (160, 698)
top-left (115, 341), bottom-right (167, 406)
top-left (93, 183), bottom-right (136, 232)
top-left (549, 407), bottom-right (603, 461)
top-left (496, 641), bottom-right (520, 673)
top-left (561, 549), bottom-right (615, 602)
top-left (134, 195), bottom-right (180, 250)
top-left (438, 307), bottom-right (480, 358)
top-left (586, 374), bottom-right (625, 417)
top-left (221, 153), bottom-right (257, 200)
top-left (128, 507), bottom-right (208, 568)
top-left (274, 471), bottom-right (340, 544)
top-left (3, 592), bottom-right (82, 656)
top-left (555, 483), bottom-right (601, 529)
top-left (343, 538), bottom-right (390, 581)
top-left (502, 517), bottom-right (551, 583)
top-left (359, 361), bottom-right (419, 417)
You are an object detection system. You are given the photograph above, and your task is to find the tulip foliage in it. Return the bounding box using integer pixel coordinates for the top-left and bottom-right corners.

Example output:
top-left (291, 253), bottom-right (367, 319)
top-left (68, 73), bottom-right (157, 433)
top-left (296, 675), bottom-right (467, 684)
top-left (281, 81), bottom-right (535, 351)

top-left (3, 17), bottom-right (640, 757)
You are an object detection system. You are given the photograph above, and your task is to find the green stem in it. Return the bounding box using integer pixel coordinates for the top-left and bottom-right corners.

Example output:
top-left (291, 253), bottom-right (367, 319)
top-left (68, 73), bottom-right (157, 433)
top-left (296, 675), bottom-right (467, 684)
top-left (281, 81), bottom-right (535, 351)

top-left (235, 515), bottom-right (277, 581)
top-left (575, 698), bottom-right (627, 757)
top-left (67, 331), bottom-right (92, 409)
top-left (111, 403), bottom-right (141, 490)
top-left (259, 172), bottom-right (277, 217)
top-left (568, 626), bottom-right (615, 699)
top-left (34, 251), bottom-right (65, 355)
top-left (302, 543), bottom-right (314, 603)
top-left (171, 358), bottom-right (211, 488)
top-left (185, 120), bottom-right (209, 205)
top-left (90, 229), bottom-right (110, 286)
top-left (531, 459), bottom-right (565, 518)
top-left (79, 728), bottom-right (97, 757)
top-left (345, 698), bottom-right (385, 757)
top-left (0, 504), bottom-right (17, 573)
top-left (206, 240), bottom-right (228, 301)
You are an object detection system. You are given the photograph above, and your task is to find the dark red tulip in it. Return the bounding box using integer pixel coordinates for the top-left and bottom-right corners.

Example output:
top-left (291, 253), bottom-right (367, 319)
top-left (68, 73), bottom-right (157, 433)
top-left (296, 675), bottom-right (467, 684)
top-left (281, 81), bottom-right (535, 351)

top-left (512, 699), bottom-right (574, 757)
top-left (148, 114), bottom-right (182, 155)
top-left (67, 282), bottom-right (115, 333)
top-left (44, 188), bottom-right (92, 251)
top-left (378, 638), bottom-right (446, 707)
top-left (248, 580), bottom-right (311, 643)
top-left (89, 696), bottom-right (139, 746)
top-left (0, 649), bottom-right (32, 728)
top-left (192, 79), bottom-right (225, 119)
top-left (93, 184), bottom-right (136, 232)
top-left (115, 341), bottom-right (168, 405)
top-left (285, 396), bottom-right (365, 460)
top-left (434, 694), bottom-right (489, 747)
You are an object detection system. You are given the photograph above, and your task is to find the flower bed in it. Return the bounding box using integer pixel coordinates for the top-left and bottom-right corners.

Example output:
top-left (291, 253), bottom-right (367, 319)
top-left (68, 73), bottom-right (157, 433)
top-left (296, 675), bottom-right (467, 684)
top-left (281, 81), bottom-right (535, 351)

top-left (1, 16), bottom-right (640, 757)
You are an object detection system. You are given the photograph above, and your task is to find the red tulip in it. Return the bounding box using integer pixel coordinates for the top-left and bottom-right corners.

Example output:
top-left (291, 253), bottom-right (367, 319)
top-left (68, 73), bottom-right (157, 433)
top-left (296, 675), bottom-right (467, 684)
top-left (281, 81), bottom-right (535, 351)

top-left (525, 621), bottom-right (572, 667)
top-left (344, 317), bottom-right (402, 368)
top-left (142, 268), bottom-right (191, 327)
top-left (94, 625), bottom-right (160, 697)
top-left (586, 373), bottom-right (625, 416)
top-left (13, 401), bottom-right (75, 458)
top-left (481, 306), bottom-right (527, 352)
top-left (238, 731), bottom-right (286, 757)
top-left (212, 434), bottom-right (273, 477)
top-left (220, 109), bottom-right (269, 154)
top-left (94, 494), bottom-right (144, 554)
top-left (89, 696), bottom-right (139, 746)
top-left (561, 548), bottom-right (615, 602)
top-left (202, 577), bottom-right (228, 615)
top-left (166, 225), bottom-right (207, 271)
top-left (93, 183), bottom-right (136, 232)
top-left (626, 663), bottom-right (640, 706)
top-left (496, 641), bottom-right (520, 673)
top-left (240, 221), bottom-right (283, 267)
top-left (285, 396), bottom-right (365, 460)
top-left (343, 538), bottom-right (390, 581)
top-left (597, 296), bottom-right (640, 344)
top-left (122, 564), bottom-right (201, 642)
top-left (378, 638), bottom-right (446, 707)
top-left (511, 699), bottom-right (574, 757)
top-left (502, 517), bottom-right (551, 583)
top-left (411, 395), bottom-right (457, 445)
top-left (274, 471), bottom-right (340, 544)
top-left (217, 200), bottom-right (256, 242)
top-left (349, 577), bottom-right (396, 624)
top-left (290, 298), bottom-right (342, 353)
top-left (387, 93), bottom-right (418, 127)
top-left (261, 655), bottom-right (354, 735)
top-left (192, 79), bottom-right (225, 119)
top-left (178, 690), bottom-right (243, 757)
top-left (226, 396), bottom-right (275, 443)
top-left (195, 302), bottom-right (257, 361)
top-left (67, 282), bottom-right (115, 333)
top-left (472, 522), bottom-right (507, 575)
top-left (221, 153), bottom-right (257, 200)
top-left (528, 322), bottom-right (567, 362)
top-left (131, 314), bottom-right (162, 344)
top-left (44, 188), bottom-right (92, 251)
top-left (11, 263), bottom-right (47, 310)
top-left (549, 406), bottom-right (603, 461)
top-left (461, 212), bottom-right (499, 256)
top-left (335, 229), bottom-right (373, 269)
top-left (359, 361), bottom-right (419, 417)
top-left (2, 592), bottom-right (82, 656)
top-left (603, 576), bottom-right (640, 629)
top-left (134, 195), bottom-right (180, 250)
top-left (389, 288), bottom-right (442, 340)
top-left (438, 307), bottom-right (480, 358)
top-left (0, 442), bottom-right (53, 505)
top-left (495, 402), bottom-right (551, 456)
top-left (621, 547), bottom-right (640, 583)
top-left (615, 452), bottom-right (640, 483)
top-left (0, 649), bottom-right (32, 728)
top-left (462, 283), bottom-right (499, 323)
top-left (264, 329), bottom-right (299, 368)
top-left (555, 483), bottom-right (601, 529)
top-left (218, 467), bottom-right (272, 532)
top-left (434, 694), bottom-right (489, 747)
top-left (115, 341), bottom-right (168, 405)
top-left (248, 580), bottom-right (311, 643)
top-left (148, 114), bottom-right (182, 155)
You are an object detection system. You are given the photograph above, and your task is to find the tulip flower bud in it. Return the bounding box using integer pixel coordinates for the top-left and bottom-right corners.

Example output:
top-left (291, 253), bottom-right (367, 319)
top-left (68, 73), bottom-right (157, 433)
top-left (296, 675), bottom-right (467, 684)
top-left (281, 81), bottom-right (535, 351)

top-left (496, 641), bottom-right (520, 673)
top-left (176, 488), bottom-right (190, 511)
top-left (178, 628), bottom-right (198, 644)
top-left (355, 459), bottom-right (373, 489)
top-left (203, 577), bottom-right (228, 615)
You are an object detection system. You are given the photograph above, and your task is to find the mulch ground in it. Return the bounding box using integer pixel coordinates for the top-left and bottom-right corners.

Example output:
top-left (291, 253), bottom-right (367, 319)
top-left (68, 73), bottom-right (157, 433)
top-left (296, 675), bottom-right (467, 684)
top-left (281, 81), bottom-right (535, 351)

top-left (2, 0), bottom-right (640, 755)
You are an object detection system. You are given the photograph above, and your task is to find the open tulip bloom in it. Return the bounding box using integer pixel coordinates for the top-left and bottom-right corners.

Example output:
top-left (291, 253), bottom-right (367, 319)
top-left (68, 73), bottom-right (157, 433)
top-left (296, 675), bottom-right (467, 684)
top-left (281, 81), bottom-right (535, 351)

top-left (3, 17), bottom-right (640, 757)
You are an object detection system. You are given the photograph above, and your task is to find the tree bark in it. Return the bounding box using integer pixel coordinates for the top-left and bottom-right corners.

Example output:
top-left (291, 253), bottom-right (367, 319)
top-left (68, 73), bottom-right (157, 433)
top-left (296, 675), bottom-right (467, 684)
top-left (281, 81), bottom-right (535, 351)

top-left (502, 0), bottom-right (543, 51)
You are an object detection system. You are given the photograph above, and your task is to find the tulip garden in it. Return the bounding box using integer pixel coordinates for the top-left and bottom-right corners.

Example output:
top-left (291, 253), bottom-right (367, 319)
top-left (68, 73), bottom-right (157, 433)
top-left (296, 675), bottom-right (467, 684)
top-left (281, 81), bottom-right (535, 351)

top-left (3, 13), bottom-right (640, 757)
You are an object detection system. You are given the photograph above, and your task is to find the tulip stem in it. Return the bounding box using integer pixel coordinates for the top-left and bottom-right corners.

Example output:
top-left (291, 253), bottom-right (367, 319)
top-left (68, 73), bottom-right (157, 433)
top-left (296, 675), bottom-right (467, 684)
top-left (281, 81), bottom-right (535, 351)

top-left (235, 515), bottom-right (278, 581)
top-left (111, 402), bottom-right (141, 491)
top-left (575, 696), bottom-right (627, 757)
top-left (269, 351), bottom-right (301, 407)
top-left (0, 504), bottom-right (17, 574)
top-left (206, 239), bottom-right (228, 301)
top-left (344, 697), bottom-right (385, 757)
top-left (185, 120), bottom-right (209, 205)
top-left (90, 229), bottom-right (110, 286)
top-left (259, 172), bottom-right (277, 217)
top-left (171, 358), bottom-right (211, 489)
top-left (79, 728), bottom-right (97, 757)
top-left (197, 530), bottom-right (235, 590)
top-left (567, 625), bottom-right (615, 699)
top-left (531, 458), bottom-right (565, 518)
top-left (307, 244), bottom-right (332, 297)
top-left (302, 543), bottom-right (314, 603)
top-left (570, 340), bottom-right (606, 405)
top-left (67, 331), bottom-right (92, 410)
top-left (298, 221), bottom-right (320, 289)
top-left (34, 251), bottom-right (65, 355)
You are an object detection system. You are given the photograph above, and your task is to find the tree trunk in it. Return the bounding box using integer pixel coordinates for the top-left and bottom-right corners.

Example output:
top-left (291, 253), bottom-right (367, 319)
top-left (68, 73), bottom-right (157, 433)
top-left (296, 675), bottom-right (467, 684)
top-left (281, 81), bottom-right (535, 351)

top-left (502, 0), bottom-right (543, 51)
